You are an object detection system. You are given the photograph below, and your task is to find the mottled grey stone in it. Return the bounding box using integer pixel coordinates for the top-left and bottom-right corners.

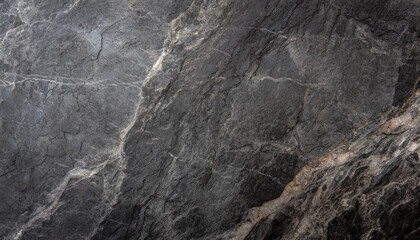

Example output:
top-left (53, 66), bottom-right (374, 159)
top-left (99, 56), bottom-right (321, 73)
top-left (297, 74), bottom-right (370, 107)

top-left (0, 0), bottom-right (419, 239)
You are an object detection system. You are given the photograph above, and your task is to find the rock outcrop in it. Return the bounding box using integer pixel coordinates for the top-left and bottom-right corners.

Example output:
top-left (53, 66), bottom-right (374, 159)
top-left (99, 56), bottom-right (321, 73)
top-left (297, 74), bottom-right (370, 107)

top-left (0, 0), bottom-right (419, 239)
top-left (233, 84), bottom-right (420, 240)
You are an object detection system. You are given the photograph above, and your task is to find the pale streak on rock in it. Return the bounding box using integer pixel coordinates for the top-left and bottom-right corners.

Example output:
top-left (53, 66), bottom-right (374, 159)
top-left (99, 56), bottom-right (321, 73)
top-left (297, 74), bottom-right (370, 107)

top-left (253, 75), bottom-right (327, 88)
top-left (211, 47), bottom-right (231, 57)
top-left (1, 73), bottom-right (142, 89)
top-left (9, 167), bottom-right (98, 240)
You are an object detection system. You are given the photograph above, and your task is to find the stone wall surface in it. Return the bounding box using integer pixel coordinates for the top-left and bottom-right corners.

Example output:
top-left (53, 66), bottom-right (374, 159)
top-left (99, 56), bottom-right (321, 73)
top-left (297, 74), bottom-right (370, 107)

top-left (0, 0), bottom-right (419, 239)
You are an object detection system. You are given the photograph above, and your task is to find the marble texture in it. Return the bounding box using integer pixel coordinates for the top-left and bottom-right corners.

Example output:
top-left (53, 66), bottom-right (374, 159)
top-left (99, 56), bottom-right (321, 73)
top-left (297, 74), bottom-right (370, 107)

top-left (0, 0), bottom-right (419, 239)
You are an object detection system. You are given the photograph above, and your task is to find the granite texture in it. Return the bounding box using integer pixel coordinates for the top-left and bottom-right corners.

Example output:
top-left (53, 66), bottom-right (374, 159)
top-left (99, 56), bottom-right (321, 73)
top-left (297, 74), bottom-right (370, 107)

top-left (0, 0), bottom-right (419, 239)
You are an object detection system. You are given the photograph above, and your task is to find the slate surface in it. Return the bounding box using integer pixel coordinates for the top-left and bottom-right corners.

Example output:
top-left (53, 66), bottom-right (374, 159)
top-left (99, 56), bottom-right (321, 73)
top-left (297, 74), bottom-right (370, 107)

top-left (0, 0), bottom-right (419, 239)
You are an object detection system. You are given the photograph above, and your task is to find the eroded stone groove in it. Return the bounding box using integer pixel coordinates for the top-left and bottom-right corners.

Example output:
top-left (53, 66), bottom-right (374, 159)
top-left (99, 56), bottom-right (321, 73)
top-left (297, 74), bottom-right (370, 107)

top-left (1, 0), bottom-right (419, 239)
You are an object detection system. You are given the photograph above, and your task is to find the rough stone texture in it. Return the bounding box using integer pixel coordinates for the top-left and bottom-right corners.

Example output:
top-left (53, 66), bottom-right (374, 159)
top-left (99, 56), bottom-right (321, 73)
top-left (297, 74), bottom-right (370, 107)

top-left (235, 87), bottom-right (420, 240)
top-left (0, 0), bottom-right (419, 240)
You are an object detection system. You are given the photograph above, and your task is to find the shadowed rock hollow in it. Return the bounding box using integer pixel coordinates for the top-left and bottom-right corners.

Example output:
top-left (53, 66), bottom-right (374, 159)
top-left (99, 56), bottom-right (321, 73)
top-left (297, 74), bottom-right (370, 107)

top-left (0, 0), bottom-right (419, 239)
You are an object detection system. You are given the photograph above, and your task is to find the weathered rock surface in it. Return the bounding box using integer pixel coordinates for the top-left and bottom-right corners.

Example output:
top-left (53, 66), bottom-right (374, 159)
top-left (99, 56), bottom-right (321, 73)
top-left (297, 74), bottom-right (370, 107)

top-left (0, 0), bottom-right (419, 239)
top-left (236, 87), bottom-right (420, 240)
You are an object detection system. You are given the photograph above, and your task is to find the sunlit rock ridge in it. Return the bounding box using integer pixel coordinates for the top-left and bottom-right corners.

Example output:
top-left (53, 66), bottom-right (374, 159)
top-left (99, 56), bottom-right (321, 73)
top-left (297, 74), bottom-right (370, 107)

top-left (0, 0), bottom-right (419, 239)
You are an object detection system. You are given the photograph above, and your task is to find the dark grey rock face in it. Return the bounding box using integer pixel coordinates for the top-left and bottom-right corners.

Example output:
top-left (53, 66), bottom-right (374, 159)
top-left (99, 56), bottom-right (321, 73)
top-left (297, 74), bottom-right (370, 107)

top-left (237, 90), bottom-right (420, 240)
top-left (0, 0), bottom-right (419, 239)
